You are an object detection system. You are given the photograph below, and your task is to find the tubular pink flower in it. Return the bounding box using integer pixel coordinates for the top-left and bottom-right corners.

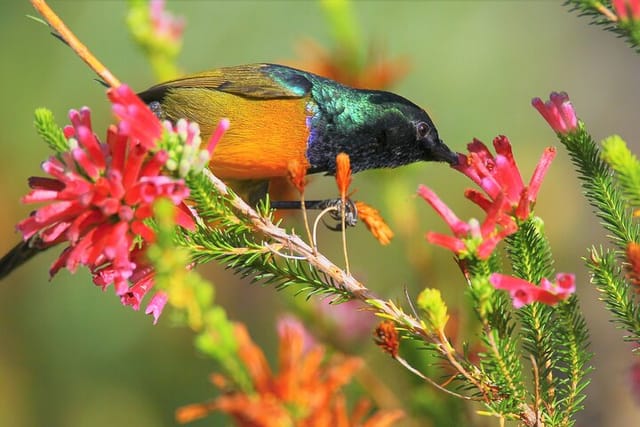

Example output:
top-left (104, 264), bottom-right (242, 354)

top-left (107, 85), bottom-right (163, 148)
top-left (425, 232), bottom-right (467, 254)
top-left (528, 147), bottom-right (556, 202)
top-left (489, 272), bottom-right (575, 308)
top-left (207, 118), bottom-right (230, 155)
top-left (613, 0), bottom-right (640, 20)
top-left (531, 92), bottom-right (578, 135)
top-left (418, 185), bottom-right (470, 235)
top-left (464, 189), bottom-right (492, 212)
top-left (455, 136), bottom-right (555, 220)
top-left (145, 291), bottom-right (168, 325)
top-left (419, 186), bottom-right (516, 259)
top-left (16, 94), bottom-right (194, 323)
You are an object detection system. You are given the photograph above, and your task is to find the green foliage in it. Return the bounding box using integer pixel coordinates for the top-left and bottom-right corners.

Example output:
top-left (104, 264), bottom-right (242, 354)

top-left (560, 126), bottom-right (640, 248)
top-left (551, 296), bottom-right (592, 426)
top-left (459, 256), bottom-right (528, 414)
top-left (417, 288), bottom-right (449, 332)
top-left (182, 167), bottom-right (353, 303)
top-left (587, 247), bottom-right (640, 342)
top-left (557, 125), bottom-right (640, 347)
top-left (320, 0), bottom-right (361, 70)
top-left (506, 219), bottom-right (558, 404)
top-left (601, 134), bottom-right (640, 209)
top-left (507, 217), bottom-right (554, 282)
top-left (564, 0), bottom-right (640, 52)
top-left (127, 0), bottom-right (182, 82)
top-left (150, 198), bottom-right (253, 390)
top-left (477, 300), bottom-right (526, 416)
top-left (501, 216), bottom-right (591, 426)
top-left (33, 108), bottom-right (69, 153)
top-left (195, 307), bottom-right (253, 392)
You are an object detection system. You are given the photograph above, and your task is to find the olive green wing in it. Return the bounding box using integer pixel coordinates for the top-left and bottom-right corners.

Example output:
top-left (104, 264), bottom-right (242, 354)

top-left (138, 63), bottom-right (313, 102)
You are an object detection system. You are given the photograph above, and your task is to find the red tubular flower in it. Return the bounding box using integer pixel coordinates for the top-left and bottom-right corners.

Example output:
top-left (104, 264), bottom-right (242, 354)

top-left (418, 185), bottom-right (516, 259)
top-left (206, 118), bottom-right (230, 156)
top-left (489, 273), bottom-right (575, 308)
top-left (531, 92), bottom-right (578, 135)
top-left (454, 136), bottom-right (556, 220)
top-left (17, 88), bottom-right (195, 323)
top-left (613, 0), bottom-right (640, 20)
top-left (108, 85), bottom-right (163, 148)
top-left (145, 291), bottom-right (169, 325)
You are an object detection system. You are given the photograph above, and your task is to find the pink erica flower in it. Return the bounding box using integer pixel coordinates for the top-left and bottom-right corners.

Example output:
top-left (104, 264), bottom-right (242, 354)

top-left (17, 86), bottom-right (197, 323)
top-left (531, 92), bottom-right (578, 135)
top-left (613, 0), bottom-right (640, 21)
top-left (108, 85), bottom-right (164, 148)
top-left (418, 185), bottom-right (517, 259)
top-left (489, 273), bottom-right (576, 308)
top-left (455, 136), bottom-right (556, 220)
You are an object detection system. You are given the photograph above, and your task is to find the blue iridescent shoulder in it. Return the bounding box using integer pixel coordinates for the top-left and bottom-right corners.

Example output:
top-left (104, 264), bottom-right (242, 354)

top-left (260, 64), bottom-right (315, 97)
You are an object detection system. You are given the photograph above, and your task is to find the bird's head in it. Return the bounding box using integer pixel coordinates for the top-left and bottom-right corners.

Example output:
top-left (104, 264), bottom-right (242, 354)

top-left (365, 91), bottom-right (458, 169)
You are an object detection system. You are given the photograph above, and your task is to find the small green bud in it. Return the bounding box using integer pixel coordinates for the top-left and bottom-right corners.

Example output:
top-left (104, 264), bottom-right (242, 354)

top-left (416, 288), bottom-right (449, 332)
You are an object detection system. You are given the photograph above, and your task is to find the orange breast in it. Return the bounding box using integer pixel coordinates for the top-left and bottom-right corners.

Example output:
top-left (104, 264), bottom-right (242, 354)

top-left (163, 88), bottom-right (312, 180)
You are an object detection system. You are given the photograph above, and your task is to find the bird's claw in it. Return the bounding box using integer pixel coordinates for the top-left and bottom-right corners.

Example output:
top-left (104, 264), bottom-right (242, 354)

top-left (318, 198), bottom-right (358, 231)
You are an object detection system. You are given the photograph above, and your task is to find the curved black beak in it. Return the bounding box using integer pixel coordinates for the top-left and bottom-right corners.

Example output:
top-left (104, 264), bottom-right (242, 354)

top-left (428, 138), bottom-right (459, 166)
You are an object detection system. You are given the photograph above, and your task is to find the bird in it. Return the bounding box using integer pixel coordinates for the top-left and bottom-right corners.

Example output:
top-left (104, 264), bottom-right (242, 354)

top-left (138, 63), bottom-right (457, 200)
top-left (0, 63), bottom-right (457, 279)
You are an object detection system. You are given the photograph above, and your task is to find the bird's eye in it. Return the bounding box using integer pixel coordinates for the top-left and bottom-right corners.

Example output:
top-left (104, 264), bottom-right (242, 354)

top-left (416, 122), bottom-right (430, 138)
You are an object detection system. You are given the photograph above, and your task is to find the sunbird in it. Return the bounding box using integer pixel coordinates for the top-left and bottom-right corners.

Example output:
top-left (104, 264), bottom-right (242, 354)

top-left (0, 63), bottom-right (457, 279)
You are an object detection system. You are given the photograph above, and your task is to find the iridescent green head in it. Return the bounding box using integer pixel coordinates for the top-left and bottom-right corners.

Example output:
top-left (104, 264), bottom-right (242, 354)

top-left (306, 86), bottom-right (457, 174)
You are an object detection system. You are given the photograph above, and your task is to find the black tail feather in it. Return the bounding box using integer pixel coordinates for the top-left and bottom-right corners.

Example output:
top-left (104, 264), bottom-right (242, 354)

top-left (0, 238), bottom-right (45, 280)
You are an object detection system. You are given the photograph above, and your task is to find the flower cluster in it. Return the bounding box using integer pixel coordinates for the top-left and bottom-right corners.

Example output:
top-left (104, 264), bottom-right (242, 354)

top-left (176, 317), bottom-right (403, 426)
top-left (419, 135), bottom-right (555, 260)
top-left (15, 85), bottom-right (226, 323)
top-left (455, 136), bottom-right (557, 221)
top-left (419, 132), bottom-right (575, 308)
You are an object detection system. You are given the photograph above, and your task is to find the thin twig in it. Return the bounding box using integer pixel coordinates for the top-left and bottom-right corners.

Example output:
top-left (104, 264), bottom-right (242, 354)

top-left (594, 2), bottom-right (618, 22)
top-left (394, 355), bottom-right (477, 401)
top-left (340, 195), bottom-right (351, 275)
top-left (299, 193), bottom-right (316, 254)
top-left (30, 0), bottom-right (121, 88)
top-left (530, 354), bottom-right (541, 425)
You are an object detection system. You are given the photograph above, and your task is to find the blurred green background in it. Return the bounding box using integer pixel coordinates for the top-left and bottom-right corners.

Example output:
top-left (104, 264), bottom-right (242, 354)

top-left (1, 1), bottom-right (639, 426)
